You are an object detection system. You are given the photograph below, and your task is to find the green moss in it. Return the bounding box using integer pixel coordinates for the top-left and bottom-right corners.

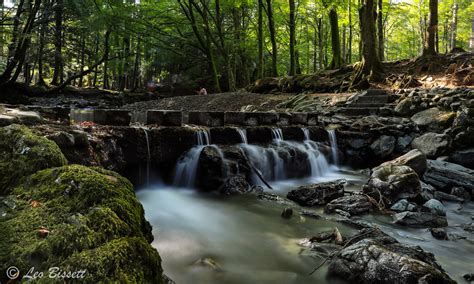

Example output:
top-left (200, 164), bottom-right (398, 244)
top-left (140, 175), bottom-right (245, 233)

top-left (0, 165), bottom-right (163, 283)
top-left (0, 124), bottom-right (67, 194)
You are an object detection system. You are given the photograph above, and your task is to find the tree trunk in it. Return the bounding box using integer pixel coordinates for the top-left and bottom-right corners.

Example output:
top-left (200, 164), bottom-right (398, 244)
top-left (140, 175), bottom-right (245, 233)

top-left (52, 0), bottom-right (63, 85)
top-left (257, 0), bottom-right (264, 78)
top-left (353, 0), bottom-right (383, 84)
top-left (37, 2), bottom-right (47, 86)
top-left (450, 2), bottom-right (458, 50)
top-left (423, 0), bottom-right (437, 56)
top-left (471, 15), bottom-right (474, 52)
top-left (317, 17), bottom-right (324, 69)
top-left (377, 0), bottom-right (384, 61)
top-left (348, 0), bottom-right (352, 63)
top-left (289, 0), bottom-right (296, 75)
top-left (78, 35), bottom-right (86, 87)
top-left (266, 0), bottom-right (278, 76)
top-left (329, 9), bottom-right (342, 69)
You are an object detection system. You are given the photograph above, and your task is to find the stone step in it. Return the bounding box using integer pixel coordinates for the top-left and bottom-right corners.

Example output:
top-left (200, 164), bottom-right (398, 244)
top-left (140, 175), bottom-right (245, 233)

top-left (354, 96), bottom-right (389, 104)
top-left (348, 103), bottom-right (387, 108)
top-left (339, 107), bottom-right (381, 116)
top-left (363, 89), bottom-right (389, 96)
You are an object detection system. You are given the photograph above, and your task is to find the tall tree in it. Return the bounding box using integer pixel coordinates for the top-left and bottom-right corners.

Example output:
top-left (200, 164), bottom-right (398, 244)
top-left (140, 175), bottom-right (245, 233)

top-left (289, 0), bottom-right (296, 75)
top-left (257, 0), bottom-right (264, 78)
top-left (377, 0), bottom-right (384, 61)
top-left (353, 0), bottom-right (383, 85)
top-left (266, 0), bottom-right (278, 76)
top-left (450, 1), bottom-right (458, 49)
top-left (423, 0), bottom-right (438, 55)
top-left (328, 8), bottom-right (342, 68)
top-left (51, 0), bottom-right (63, 85)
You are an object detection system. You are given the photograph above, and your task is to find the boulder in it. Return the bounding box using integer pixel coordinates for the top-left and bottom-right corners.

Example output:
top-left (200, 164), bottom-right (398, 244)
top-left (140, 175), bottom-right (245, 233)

top-left (449, 148), bottom-right (474, 169)
top-left (0, 124), bottom-right (67, 194)
top-left (420, 181), bottom-right (436, 202)
top-left (327, 228), bottom-right (454, 284)
top-left (0, 165), bottom-right (166, 283)
top-left (219, 175), bottom-right (252, 195)
top-left (196, 146), bottom-right (227, 191)
top-left (393, 212), bottom-right (448, 228)
top-left (421, 199), bottom-right (446, 216)
top-left (411, 132), bottom-right (451, 158)
top-left (370, 135), bottom-right (396, 158)
top-left (423, 160), bottom-right (474, 191)
top-left (434, 191), bottom-right (465, 202)
top-left (287, 180), bottom-right (345, 206)
top-left (430, 228), bottom-right (448, 240)
top-left (325, 194), bottom-right (374, 215)
top-left (451, 187), bottom-right (471, 200)
top-left (411, 107), bottom-right (456, 131)
top-left (395, 98), bottom-right (416, 116)
top-left (390, 199), bottom-right (417, 212)
top-left (381, 149), bottom-right (427, 176)
top-left (364, 165), bottom-right (421, 205)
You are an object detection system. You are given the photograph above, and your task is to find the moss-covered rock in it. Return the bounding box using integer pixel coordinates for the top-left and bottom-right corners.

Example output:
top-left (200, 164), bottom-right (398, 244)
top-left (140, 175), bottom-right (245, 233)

top-left (0, 165), bottom-right (165, 283)
top-left (0, 124), bottom-right (67, 194)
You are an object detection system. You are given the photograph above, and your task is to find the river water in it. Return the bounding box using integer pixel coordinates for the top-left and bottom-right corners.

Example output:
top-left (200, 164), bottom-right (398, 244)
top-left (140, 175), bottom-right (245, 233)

top-left (137, 168), bottom-right (474, 283)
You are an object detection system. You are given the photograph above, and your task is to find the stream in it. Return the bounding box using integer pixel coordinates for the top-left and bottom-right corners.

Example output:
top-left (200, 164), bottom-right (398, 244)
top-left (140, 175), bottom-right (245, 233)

top-left (137, 129), bottom-right (474, 283)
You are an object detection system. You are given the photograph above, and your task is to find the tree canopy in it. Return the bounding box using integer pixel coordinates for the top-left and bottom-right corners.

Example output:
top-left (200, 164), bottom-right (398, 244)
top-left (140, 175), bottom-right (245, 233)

top-left (0, 0), bottom-right (473, 93)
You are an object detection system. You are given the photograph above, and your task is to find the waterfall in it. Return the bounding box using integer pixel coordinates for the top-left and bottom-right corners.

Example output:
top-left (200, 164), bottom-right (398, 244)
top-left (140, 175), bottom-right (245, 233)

top-left (271, 128), bottom-right (284, 141)
top-left (236, 128), bottom-right (248, 144)
top-left (143, 128), bottom-right (151, 186)
top-left (173, 129), bottom-right (228, 188)
top-left (173, 130), bottom-right (210, 188)
top-left (328, 129), bottom-right (339, 166)
top-left (240, 144), bottom-right (285, 182)
top-left (302, 128), bottom-right (310, 141)
top-left (303, 140), bottom-right (330, 177)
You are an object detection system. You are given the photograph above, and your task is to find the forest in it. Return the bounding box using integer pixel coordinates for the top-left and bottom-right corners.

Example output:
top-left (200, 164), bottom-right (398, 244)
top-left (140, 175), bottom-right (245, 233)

top-left (0, 1), bottom-right (474, 284)
top-left (0, 0), bottom-right (473, 94)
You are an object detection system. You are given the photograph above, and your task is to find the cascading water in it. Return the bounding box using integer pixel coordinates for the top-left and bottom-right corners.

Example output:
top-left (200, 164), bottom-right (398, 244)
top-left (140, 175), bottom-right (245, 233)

top-left (240, 144), bottom-right (286, 182)
top-left (173, 130), bottom-right (210, 188)
top-left (271, 128), bottom-right (284, 141)
top-left (302, 127), bottom-right (310, 141)
top-left (236, 128), bottom-right (248, 144)
top-left (143, 128), bottom-right (151, 186)
top-left (328, 129), bottom-right (339, 166)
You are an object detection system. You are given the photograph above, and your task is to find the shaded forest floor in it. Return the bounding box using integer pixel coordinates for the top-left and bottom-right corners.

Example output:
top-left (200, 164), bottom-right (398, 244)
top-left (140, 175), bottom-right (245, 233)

top-left (0, 52), bottom-right (472, 112)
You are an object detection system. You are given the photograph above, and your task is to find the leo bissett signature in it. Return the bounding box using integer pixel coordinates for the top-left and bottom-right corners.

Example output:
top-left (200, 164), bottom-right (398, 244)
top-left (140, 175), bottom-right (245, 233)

top-left (6, 266), bottom-right (87, 280)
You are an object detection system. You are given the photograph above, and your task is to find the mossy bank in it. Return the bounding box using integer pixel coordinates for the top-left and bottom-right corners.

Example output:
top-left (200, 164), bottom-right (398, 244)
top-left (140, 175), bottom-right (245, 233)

top-left (0, 125), bottom-right (167, 283)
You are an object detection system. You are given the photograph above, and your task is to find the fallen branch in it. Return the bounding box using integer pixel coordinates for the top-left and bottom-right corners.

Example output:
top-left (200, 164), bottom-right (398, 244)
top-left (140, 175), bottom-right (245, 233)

top-left (239, 148), bottom-right (273, 190)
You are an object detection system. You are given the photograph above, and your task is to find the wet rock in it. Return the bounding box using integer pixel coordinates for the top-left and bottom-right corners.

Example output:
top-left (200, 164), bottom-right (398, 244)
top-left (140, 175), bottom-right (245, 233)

top-left (430, 228), bottom-right (448, 240)
top-left (281, 207), bottom-right (293, 219)
top-left (286, 180), bottom-right (345, 206)
top-left (193, 258), bottom-right (222, 271)
top-left (433, 191), bottom-right (465, 202)
top-left (411, 132), bottom-right (451, 158)
top-left (451, 187), bottom-right (471, 200)
top-left (381, 149), bottom-right (427, 176)
top-left (420, 182), bottom-right (436, 202)
top-left (423, 160), bottom-right (474, 191)
top-left (461, 223), bottom-right (474, 233)
top-left (335, 209), bottom-right (351, 218)
top-left (390, 199), bottom-right (417, 212)
top-left (393, 212), bottom-right (448, 228)
top-left (364, 165), bottom-right (421, 205)
top-left (300, 210), bottom-right (322, 219)
top-left (5, 109), bottom-right (43, 125)
top-left (464, 274), bottom-right (474, 282)
top-left (196, 146), bottom-right (226, 191)
top-left (325, 194), bottom-right (374, 215)
top-left (71, 130), bottom-right (89, 147)
top-left (327, 228), bottom-right (454, 284)
top-left (257, 192), bottom-right (296, 207)
top-left (0, 124), bottom-right (67, 194)
top-left (449, 148), bottom-right (474, 169)
top-left (411, 107), bottom-right (456, 131)
top-left (421, 199), bottom-right (446, 216)
top-left (370, 135), bottom-right (396, 158)
top-left (47, 131), bottom-right (76, 148)
top-left (219, 175), bottom-right (251, 195)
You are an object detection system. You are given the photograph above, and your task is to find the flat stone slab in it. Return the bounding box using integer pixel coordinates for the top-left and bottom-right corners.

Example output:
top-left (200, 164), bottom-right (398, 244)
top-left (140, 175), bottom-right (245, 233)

top-left (188, 111), bottom-right (224, 127)
top-left (146, 110), bottom-right (182, 126)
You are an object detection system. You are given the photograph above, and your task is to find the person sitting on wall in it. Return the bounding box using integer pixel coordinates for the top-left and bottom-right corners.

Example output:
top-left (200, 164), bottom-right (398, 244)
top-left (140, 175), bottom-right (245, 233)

top-left (196, 87), bottom-right (207, 95)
